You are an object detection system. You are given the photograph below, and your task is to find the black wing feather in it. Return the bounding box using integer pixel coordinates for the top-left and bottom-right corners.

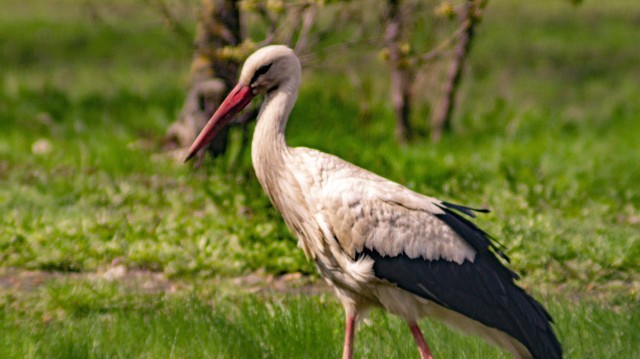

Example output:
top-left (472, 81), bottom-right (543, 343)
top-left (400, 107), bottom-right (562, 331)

top-left (361, 207), bottom-right (562, 359)
top-left (438, 204), bottom-right (510, 263)
top-left (440, 201), bottom-right (490, 218)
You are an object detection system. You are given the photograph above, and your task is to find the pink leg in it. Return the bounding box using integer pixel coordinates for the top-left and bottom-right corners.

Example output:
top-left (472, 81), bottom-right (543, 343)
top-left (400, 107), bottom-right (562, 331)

top-left (409, 322), bottom-right (434, 359)
top-left (342, 314), bottom-right (356, 359)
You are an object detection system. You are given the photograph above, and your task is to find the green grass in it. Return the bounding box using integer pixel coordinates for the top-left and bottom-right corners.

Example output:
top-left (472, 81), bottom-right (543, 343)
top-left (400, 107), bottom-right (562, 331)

top-left (0, 0), bottom-right (639, 356)
top-left (1, 278), bottom-right (638, 358)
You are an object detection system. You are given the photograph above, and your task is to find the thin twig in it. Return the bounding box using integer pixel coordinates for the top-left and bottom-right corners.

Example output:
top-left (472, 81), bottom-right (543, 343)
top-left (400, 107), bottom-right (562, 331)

top-left (140, 0), bottom-right (192, 46)
top-left (303, 36), bottom-right (381, 57)
top-left (294, 4), bottom-right (317, 54)
top-left (256, 3), bottom-right (279, 44)
top-left (431, 0), bottom-right (480, 141)
top-left (414, 22), bottom-right (468, 66)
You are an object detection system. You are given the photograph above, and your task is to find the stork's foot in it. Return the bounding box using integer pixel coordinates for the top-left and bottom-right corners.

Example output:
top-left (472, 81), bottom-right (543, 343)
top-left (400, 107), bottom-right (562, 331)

top-left (342, 314), bottom-right (356, 359)
top-left (408, 322), bottom-right (434, 359)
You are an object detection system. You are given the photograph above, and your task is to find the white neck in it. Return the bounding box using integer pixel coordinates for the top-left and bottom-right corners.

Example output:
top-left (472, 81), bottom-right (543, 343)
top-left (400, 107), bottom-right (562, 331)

top-left (251, 77), bottom-right (300, 194)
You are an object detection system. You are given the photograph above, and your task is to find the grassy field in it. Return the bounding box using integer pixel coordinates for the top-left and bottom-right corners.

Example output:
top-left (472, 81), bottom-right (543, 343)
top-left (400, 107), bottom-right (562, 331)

top-left (1, 276), bottom-right (638, 359)
top-left (1, 0), bottom-right (639, 357)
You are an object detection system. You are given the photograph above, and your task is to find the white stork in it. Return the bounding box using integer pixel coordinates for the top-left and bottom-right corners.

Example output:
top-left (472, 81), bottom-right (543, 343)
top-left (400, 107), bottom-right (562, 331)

top-left (185, 45), bottom-right (562, 359)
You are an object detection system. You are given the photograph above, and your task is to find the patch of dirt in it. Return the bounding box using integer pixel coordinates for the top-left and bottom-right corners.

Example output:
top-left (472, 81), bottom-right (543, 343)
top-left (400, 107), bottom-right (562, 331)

top-left (0, 269), bottom-right (63, 292)
top-left (231, 270), bottom-right (330, 296)
top-left (1, 267), bottom-right (636, 305)
top-left (0, 267), bottom-right (329, 296)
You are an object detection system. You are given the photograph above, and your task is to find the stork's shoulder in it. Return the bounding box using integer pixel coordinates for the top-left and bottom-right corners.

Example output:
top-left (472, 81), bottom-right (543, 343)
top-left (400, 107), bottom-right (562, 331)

top-left (287, 147), bottom-right (382, 185)
top-left (287, 147), bottom-right (488, 263)
top-left (288, 147), bottom-right (441, 209)
top-left (296, 149), bottom-right (469, 218)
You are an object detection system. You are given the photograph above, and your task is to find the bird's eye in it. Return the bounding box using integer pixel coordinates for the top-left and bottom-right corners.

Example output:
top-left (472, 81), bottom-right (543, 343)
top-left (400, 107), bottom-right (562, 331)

top-left (251, 63), bottom-right (273, 84)
top-left (256, 63), bottom-right (273, 76)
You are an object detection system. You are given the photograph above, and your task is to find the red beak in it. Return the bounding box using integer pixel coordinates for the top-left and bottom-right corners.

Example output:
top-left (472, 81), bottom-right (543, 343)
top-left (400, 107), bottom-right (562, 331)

top-left (184, 83), bottom-right (254, 162)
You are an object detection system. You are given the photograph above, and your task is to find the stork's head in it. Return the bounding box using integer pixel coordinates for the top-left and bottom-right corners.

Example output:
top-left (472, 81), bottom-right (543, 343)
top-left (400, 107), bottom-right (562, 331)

top-left (239, 45), bottom-right (301, 95)
top-left (185, 45), bottom-right (300, 162)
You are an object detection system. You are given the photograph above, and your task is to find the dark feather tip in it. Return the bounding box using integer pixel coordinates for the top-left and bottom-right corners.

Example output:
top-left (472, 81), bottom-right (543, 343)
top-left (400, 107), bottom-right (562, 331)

top-left (441, 201), bottom-right (490, 218)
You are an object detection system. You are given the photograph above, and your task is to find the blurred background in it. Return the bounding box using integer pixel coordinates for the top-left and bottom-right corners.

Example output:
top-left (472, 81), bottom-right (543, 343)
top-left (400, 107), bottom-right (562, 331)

top-left (0, 0), bottom-right (638, 357)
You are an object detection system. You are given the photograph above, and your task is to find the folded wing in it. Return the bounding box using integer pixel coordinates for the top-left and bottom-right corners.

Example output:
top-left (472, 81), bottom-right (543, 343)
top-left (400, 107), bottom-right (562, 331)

top-left (316, 173), bottom-right (562, 359)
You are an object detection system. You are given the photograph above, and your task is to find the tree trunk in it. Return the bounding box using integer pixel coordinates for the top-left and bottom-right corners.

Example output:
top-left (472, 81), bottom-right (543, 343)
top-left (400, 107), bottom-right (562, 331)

top-left (165, 0), bottom-right (242, 159)
top-left (385, 0), bottom-right (413, 144)
top-left (430, 0), bottom-right (478, 142)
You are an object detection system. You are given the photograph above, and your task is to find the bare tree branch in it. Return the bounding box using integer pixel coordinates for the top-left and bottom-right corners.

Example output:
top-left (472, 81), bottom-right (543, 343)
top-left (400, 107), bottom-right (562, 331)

top-left (140, 0), bottom-right (193, 45)
top-left (430, 0), bottom-right (481, 142)
top-left (294, 3), bottom-right (317, 54)
top-left (385, 0), bottom-right (413, 144)
top-left (255, 3), bottom-right (279, 46)
top-left (415, 22), bottom-right (468, 66)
